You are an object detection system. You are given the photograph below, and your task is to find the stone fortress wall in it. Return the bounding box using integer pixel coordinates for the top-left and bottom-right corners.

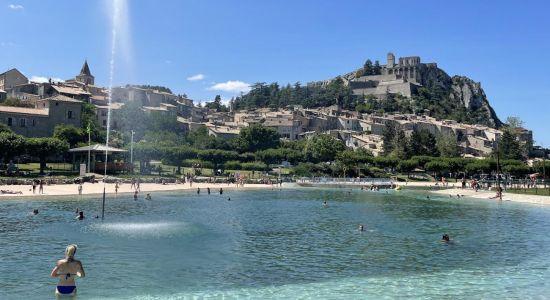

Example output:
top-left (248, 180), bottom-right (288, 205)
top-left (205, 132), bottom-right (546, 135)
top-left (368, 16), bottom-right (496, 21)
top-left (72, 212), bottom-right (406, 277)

top-left (350, 52), bottom-right (437, 98)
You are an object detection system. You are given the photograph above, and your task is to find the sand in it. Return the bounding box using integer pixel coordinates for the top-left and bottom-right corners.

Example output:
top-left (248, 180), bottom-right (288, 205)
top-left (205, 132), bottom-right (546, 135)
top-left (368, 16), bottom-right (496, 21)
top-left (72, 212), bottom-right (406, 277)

top-left (0, 181), bottom-right (277, 199)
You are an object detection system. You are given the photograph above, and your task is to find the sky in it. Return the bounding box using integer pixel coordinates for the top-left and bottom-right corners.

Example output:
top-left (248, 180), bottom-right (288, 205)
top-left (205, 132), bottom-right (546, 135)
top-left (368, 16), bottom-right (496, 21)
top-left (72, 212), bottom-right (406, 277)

top-left (1, 0), bottom-right (549, 145)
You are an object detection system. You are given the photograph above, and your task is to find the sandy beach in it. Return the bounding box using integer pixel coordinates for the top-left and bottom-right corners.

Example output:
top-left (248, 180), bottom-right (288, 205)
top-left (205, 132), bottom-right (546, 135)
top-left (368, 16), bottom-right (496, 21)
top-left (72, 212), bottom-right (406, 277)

top-left (394, 181), bottom-right (550, 206)
top-left (0, 181), bottom-right (277, 199)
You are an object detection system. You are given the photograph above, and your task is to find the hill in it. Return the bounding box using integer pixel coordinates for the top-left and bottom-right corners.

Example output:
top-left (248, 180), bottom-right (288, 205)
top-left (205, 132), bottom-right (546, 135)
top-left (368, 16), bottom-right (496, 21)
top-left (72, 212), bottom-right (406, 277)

top-left (233, 53), bottom-right (502, 128)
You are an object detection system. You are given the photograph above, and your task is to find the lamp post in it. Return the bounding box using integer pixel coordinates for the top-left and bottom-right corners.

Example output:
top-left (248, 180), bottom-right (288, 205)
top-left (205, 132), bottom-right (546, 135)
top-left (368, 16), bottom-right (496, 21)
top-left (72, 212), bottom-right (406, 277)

top-left (494, 137), bottom-right (502, 200)
top-left (87, 123), bottom-right (91, 174)
top-left (130, 130), bottom-right (135, 173)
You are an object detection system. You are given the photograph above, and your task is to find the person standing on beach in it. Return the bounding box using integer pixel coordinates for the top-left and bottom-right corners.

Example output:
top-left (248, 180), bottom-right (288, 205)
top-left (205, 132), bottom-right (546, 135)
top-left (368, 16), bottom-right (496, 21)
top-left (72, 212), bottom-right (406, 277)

top-left (131, 177), bottom-right (136, 189)
top-left (197, 187), bottom-right (200, 194)
top-left (137, 178), bottom-right (141, 192)
top-left (115, 182), bottom-right (119, 195)
top-left (207, 187), bottom-right (211, 195)
top-left (78, 183), bottom-right (83, 196)
top-left (39, 180), bottom-right (44, 194)
top-left (32, 180), bottom-right (37, 194)
top-left (219, 188), bottom-right (223, 195)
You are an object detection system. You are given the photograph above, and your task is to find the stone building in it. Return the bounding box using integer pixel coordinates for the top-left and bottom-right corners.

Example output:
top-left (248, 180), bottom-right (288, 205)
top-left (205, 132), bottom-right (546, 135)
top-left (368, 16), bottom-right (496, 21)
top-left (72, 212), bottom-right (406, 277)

top-left (0, 68), bottom-right (28, 91)
top-left (349, 52), bottom-right (437, 98)
top-left (0, 95), bottom-right (82, 137)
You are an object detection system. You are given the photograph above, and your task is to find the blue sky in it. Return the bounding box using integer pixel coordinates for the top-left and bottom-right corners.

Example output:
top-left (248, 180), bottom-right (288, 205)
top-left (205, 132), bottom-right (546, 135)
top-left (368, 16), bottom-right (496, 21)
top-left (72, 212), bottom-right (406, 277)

top-left (1, 0), bottom-right (549, 145)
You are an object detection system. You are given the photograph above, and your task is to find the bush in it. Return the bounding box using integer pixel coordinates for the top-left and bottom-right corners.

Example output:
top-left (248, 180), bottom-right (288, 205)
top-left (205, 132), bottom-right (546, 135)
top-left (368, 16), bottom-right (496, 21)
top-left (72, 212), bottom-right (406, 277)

top-left (224, 160), bottom-right (242, 170)
top-left (241, 162), bottom-right (269, 171)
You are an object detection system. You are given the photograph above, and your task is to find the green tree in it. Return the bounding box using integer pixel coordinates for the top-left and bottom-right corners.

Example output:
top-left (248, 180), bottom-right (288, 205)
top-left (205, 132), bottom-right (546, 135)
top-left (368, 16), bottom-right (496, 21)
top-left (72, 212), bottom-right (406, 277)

top-left (0, 123), bottom-right (12, 134)
top-left (499, 129), bottom-right (523, 160)
top-left (397, 159), bottom-right (419, 177)
top-left (198, 149), bottom-right (240, 168)
top-left (505, 116), bottom-right (524, 129)
top-left (382, 122), bottom-right (397, 155)
top-left (26, 137), bottom-right (69, 174)
top-left (161, 146), bottom-right (198, 174)
top-left (437, 132), bottom-right (461, 157)
top-left (53, 124), bottom-right (85, 148)
top-left (0, 132), bottom-right (26, 163)
top-left (363, 59), bottom-right (374, 75)
top-left (304, 134), bottom-right (346, 163)
top-left (237, 124), bottom-right (280, 152)
top-left (409, 128), bottom-right (439, 157)
top-left (373, 60), bottom-right (382, 75)
top-left (81, 103), bottom-right (105, 143)
top-left (425, 160), bottom-right (450, 176)
top-left (204, 95), bottom-right (228, 112)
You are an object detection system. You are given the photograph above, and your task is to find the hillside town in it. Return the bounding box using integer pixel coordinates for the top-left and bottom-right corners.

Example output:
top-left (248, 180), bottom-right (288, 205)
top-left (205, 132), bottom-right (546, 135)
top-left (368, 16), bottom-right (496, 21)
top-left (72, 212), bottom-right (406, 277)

top-left (0, 59), bottom-right (533, 159)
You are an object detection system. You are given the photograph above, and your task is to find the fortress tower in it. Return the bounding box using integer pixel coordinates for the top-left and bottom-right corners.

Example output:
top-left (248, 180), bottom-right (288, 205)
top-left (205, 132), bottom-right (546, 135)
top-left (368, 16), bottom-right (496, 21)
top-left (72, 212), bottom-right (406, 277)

top-left (387, 52), bottom-right (395, 68)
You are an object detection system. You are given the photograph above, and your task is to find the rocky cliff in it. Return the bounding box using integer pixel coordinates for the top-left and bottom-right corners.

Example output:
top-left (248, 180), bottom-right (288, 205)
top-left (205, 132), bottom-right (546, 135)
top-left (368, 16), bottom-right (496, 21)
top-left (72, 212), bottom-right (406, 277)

top-left (420, 65), bottom-right (502, 127)
top-left (340, 62), bottom-right (503, 128)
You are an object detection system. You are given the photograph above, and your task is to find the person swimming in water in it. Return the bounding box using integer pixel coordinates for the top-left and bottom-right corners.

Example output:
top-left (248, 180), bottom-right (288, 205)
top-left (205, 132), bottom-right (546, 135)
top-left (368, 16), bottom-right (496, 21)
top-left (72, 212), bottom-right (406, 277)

top-left (50, 244), bottom-right (85, 296)
top-left (76, 211), bottom-right (84, 220)
top-left (33, 209), bottom-right (39, 215)
top-left (441, 234), bottom-right (450, 243)
top-left (323, 200), bottom-right (327, 207)
top-left (133, 191), bottom-right (138, 200)
top-left (358, 224), bottom-right (364, 232)
top-left (145, 193), bottom-right (152, 200)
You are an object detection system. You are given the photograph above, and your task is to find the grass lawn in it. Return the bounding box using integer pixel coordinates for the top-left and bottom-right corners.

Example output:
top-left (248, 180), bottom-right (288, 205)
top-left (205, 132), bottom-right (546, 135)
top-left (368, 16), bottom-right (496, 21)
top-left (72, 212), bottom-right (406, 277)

top-left (507, 188), bottom-right (550, 197)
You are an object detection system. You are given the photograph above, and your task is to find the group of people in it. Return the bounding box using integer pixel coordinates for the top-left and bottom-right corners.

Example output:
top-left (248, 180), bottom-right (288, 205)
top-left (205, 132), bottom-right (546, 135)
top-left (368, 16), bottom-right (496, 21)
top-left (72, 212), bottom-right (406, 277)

top-left (32, 180), bottom-right (45, 194)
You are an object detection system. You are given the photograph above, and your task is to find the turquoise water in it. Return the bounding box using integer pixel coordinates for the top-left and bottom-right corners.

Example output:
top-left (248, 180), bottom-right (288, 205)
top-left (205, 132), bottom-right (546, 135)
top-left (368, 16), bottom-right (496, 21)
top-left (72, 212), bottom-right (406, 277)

top-left (1, 188), bottom-right (550, 299)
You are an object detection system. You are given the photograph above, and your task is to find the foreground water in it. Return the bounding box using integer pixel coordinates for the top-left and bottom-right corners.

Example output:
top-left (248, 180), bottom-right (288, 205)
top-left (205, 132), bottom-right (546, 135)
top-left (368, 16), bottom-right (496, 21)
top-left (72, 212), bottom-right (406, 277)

top-left (1, 188), bottom-right (549, 299)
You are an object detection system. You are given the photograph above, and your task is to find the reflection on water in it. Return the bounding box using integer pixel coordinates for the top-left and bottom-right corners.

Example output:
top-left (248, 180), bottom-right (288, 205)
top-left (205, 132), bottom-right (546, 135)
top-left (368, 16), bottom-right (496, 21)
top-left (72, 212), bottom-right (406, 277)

top-left (87, 221), bottom-right (189, 238)
top-left (1, 189), bottom-right (550, 299)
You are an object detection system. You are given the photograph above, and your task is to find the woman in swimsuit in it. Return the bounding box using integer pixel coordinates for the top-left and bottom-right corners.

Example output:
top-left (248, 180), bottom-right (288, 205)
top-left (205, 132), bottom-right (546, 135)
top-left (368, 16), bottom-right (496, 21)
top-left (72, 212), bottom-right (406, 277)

top-left (50, 244), bottom-right (85, 296)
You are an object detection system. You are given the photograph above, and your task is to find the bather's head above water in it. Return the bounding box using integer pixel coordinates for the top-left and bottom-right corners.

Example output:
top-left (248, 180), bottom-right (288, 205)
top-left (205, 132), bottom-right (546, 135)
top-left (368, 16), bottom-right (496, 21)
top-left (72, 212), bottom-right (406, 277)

top-left (65, 244), bottom-right (78, 260)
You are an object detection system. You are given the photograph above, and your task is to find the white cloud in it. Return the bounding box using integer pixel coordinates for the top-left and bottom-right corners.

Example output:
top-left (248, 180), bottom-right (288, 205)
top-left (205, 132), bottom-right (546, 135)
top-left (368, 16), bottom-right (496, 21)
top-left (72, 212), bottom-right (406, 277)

top-left (187, 73), bottom-right (205, 81)
top-left (208, 80), bottom-right (251, 93)
top-left (30, 76), bottom-right (64, 83)
top-left (8, 4), bottom-right (24, 10)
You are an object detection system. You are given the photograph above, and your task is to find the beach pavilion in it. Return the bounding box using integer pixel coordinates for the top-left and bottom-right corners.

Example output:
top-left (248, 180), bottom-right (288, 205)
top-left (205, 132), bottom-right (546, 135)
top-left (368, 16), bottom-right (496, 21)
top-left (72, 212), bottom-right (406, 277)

top-left (69, 144), bottom-right (132, 174)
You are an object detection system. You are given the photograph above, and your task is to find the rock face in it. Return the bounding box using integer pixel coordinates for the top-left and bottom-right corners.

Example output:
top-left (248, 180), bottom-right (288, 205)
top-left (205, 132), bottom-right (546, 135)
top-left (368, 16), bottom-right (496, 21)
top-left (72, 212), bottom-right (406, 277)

top-left (339, 60), bottom-right (502, 128)
top-left (448, 76), bottom-right (502, 127)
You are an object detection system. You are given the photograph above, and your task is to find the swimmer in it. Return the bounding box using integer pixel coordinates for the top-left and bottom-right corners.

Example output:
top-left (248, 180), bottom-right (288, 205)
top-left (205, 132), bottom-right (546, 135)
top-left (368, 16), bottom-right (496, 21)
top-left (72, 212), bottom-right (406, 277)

top-left (51, 244), bottom-right (85, 296)
top-left (197, 187), bottom-right (200, 194)
top-left (449, 194), bottom-right (452, 198)
top-left (456, 194), bottom-right (461, 198)
top-left (133, 191), bottom-right (138, 200)
top-left (145, 193), bottom-right (152, 200)
top-left (358, 224), bottom-right (364, 232)
top-left (426, 195), bottom-right (430, 199)
top-left (33, 209), bottom-right (39, 215)
top-left (76, 211), bottom-right (84, 220)
top-left (441, 234), bottom-right (450, 243)
top-left (219, 188), bottom-right (223, 195)
top-left (207, 187), bottom-right (211, 195)
top-left (227, 197), bottom-right (231, 201)
top-left (323, 200), bottom-right (327, 207)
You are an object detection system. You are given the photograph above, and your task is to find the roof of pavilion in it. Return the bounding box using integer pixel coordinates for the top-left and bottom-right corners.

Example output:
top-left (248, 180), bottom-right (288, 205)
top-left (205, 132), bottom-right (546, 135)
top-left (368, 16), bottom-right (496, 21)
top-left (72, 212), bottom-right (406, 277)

top-left (69, 144), bottom-right (127, 153)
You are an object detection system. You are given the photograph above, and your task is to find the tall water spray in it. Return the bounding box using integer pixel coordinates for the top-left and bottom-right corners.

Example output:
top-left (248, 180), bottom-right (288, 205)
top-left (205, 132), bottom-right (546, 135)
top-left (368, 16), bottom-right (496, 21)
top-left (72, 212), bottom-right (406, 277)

top-left (102, 0), bottom-right (130, 219)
